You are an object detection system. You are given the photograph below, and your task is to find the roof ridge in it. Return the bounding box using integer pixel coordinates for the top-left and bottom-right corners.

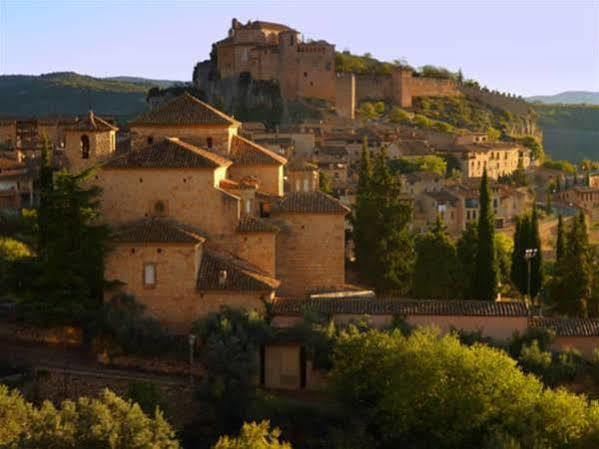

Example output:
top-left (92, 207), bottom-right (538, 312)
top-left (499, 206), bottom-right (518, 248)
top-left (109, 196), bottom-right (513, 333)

top-left (181, 93), bottom-right (240, 126)
top-left (168, 137), bottom-right (232, 167)
top-left (232, 134), bottom-right (288, 165)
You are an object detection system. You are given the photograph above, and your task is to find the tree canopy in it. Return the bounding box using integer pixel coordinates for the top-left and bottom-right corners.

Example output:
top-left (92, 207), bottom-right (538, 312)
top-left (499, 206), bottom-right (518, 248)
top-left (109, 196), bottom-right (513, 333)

top-left (0, 386), bottom-right (179, 449)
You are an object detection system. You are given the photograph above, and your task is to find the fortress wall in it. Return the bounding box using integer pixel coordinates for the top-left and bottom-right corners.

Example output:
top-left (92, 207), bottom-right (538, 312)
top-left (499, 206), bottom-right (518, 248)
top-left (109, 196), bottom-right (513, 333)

top-left (460, 87), bottom-right (531, 116)
top-left (295, 45), bottom-right (336, 103)
top-left (355, 74), bottom-right (392, 102)
top-left (410, 77), bottom-right (461, 97)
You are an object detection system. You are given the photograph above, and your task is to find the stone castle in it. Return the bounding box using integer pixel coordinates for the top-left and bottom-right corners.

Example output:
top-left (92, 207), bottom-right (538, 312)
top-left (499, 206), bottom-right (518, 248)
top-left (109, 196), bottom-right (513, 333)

top-left (195, 18), bottom-right (462, 119)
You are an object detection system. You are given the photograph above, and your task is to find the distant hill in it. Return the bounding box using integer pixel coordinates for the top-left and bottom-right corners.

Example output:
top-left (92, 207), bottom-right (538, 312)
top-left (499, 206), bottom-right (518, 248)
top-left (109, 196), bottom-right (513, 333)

top-left (535, 104), bottom-right (599, 162)
top-left (527, 91), bottom-right (599, 105)
top-left (103, 76), bottom-right (183, 89)
top-left (0, 72), bottom-right (184, 121)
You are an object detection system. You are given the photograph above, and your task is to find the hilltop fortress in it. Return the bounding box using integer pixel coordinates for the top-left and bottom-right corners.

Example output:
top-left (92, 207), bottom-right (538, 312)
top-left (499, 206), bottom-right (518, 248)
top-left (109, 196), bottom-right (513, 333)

top-left (194, 18), bottom-right (461, 119)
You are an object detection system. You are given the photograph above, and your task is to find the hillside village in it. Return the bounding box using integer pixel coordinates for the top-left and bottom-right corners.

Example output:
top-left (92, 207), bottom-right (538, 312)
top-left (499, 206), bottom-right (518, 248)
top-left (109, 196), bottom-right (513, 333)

top-left (3, 16), bottom-right (599, 449)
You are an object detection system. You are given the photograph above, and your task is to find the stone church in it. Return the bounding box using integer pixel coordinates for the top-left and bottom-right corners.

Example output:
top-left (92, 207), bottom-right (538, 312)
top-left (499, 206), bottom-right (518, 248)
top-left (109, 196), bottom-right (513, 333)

top-left (62, 94), bottom-right (348, 333)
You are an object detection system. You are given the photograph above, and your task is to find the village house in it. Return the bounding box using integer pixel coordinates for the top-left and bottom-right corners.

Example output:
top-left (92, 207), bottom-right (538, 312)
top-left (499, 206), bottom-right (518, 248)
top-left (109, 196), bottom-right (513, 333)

top-left (556, 185), bottom-right (599, 220)
top-left (414, 179), bottom-right (531, 234)
top-left (441, 142), bottom-right (531, 179)
top-left (61, 93), bottom-right (349, 333)
top-left (0, 153), bottom-right (34, 209)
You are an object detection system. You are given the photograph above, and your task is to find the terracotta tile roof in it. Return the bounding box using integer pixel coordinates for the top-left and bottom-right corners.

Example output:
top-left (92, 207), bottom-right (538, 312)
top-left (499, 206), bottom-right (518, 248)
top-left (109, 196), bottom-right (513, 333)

top-left (272, 298), bottom-right (529, 317)
top-left (129, 93), bottom-right (239, 127)
top-left (274, 191), bottom-right (350, 215)
top-left (529, 317), bottom-right (599, 337)
top-left (197, 248), bottom-right (279, 291)
top-left (286, 158), bottom-right (318, 172)
top-left (230, 135), bottom-right (287, 166)
top-left (103, 138), bottom-right (231, 169)
top-left (65, 111), bottom-right (118, 132)
top-left (112, 218), bottom-right (205, 244)
top-left (237, 216), bottom-right (279, 233)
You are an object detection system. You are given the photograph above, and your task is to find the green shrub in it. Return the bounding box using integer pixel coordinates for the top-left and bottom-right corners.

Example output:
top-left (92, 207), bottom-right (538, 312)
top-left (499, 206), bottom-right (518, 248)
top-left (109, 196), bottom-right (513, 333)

top-left (330, 327), bottom-right (599, 448)
top-left (95, 294), bottom-right (182, 358)
top-left (127, 381), bottom-right (168, 417)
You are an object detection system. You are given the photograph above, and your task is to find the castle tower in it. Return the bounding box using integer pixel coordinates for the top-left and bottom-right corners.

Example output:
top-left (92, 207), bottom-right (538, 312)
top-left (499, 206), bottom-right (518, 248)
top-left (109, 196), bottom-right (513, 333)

top-left (391, 68), bottom-right (413, 108)
top-left (335, 73), bottom-right (356, 120)
top-left (64, 111), bottom-right (118, 173)
top-left (277, 29), bottom-right (301, 100)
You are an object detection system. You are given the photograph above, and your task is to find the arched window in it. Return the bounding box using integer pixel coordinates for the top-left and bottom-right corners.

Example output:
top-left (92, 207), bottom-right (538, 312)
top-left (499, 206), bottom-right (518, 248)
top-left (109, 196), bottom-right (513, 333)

top-left (81, 135), bottom-right (90, 159)
top-left (147, 136), bottom-right (154, 145)
top-left (207, 137), bottom-right (213, 148)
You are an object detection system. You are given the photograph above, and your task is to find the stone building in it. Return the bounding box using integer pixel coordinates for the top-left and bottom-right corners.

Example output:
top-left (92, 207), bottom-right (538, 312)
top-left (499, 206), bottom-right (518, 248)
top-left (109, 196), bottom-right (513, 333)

top-left (63, 93), bottom-right (349, 332)
top-left (201, 18), bottom-right (462, 118)
top-left (442, 142), bottom-right (532, 179)
top-left (415, 180), bottom-right (531, 234)
top-left (214, 19), bottom-right (336, 103)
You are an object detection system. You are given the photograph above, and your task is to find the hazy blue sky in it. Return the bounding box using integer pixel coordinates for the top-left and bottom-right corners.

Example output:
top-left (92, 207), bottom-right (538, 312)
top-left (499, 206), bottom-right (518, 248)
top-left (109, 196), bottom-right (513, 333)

top-left (0, 0), bottom-right (597, 96)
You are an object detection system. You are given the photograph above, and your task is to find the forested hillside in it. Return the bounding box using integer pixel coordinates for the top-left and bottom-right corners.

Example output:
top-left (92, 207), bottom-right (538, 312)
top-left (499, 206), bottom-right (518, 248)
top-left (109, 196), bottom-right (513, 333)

top-left (0, 72), bottom-right (165, 119)
top-left (535, 104), bottom-right (599, 162)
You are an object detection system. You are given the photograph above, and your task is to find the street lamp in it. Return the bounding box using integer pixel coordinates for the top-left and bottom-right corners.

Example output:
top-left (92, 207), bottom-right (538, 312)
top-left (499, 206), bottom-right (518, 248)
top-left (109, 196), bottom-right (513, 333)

top-left (524, 248), bottom-right (538, 303)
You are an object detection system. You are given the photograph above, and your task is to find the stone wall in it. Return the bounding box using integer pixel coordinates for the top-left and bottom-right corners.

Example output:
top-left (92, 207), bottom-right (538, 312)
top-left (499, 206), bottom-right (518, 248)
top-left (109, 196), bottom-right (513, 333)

top-left (409, 77), bottom-right (461, 98)
top-left (0, 321), bottom-right (83, 346)
top-left (97, 167), bottom-right (240, 237)
top-left (228, 164), bottom-right (284, 196)
top-left (275, 213), bottom-right (345, 296)
top-left (105, 242), bottom-right (201, 334)
top-left (31, 370), bottom-right (196, 429)
top-left (230, 232), bottom-right (277, 276)
top-left (64, 130), bottom-right (116, 173)
top-left (129, 125), bottom-right (238, 155)
top-left (355, 74), bottom-right (392, 102)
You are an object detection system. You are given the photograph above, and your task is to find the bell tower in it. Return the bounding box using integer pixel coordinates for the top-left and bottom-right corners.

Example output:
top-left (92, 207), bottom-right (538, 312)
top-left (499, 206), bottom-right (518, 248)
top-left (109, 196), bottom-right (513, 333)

top-left (64, 111), bottom-right (118, 173)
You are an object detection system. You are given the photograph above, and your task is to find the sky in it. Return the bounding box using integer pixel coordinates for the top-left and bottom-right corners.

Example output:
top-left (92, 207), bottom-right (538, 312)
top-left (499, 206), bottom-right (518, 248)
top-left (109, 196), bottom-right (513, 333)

top-left (0, 0), bottom-right (597, 97)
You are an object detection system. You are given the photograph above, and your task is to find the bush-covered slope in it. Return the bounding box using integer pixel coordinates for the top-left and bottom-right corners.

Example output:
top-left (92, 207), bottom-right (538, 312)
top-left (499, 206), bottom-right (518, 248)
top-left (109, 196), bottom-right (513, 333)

top-left (0, 72), bottom-right (161, 119)
top-left (535, 104), bottom-right (599, 162)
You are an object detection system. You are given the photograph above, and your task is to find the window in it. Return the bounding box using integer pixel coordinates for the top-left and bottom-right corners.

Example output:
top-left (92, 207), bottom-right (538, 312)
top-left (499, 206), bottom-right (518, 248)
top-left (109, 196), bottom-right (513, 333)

top-left (303, 178), bottom-right (309, 192)
top-left (295, 179), bottom-right (301, 192)
top-left (304, 72), bottom-right (308, 78)
top-left (207, 137), bottom-right (213, 148)
top-left (245, 199), bottom-right (252, 214)
top-left (80, 135), bottom-right (90, 159)
top-left (147, 136), bottom-right (154, 145)
top-left (153, 200), bottom-right (166, 216)
top-left (144, 263), bottom-right (156, 287)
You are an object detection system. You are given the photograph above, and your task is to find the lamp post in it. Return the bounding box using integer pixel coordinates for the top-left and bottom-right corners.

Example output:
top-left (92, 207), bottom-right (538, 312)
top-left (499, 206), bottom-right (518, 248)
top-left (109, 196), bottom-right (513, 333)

top-left (524, 248), bottom-right (538, 304)
top-left (188, 334), bottom-right (196, 388)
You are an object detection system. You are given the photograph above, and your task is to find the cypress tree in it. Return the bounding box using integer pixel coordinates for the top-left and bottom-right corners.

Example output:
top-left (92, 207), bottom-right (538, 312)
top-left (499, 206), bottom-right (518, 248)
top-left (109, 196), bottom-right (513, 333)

top-left (530, 204), bottom-right (544, 298)
top-left (555, 212), bottom-right (591, 316)
top-left (556, 214), bottom-right (565, 264)
top-left (474, 168), bottom-right (498, 301)
top-left (412, 216), bottom-right (458, 299)
top-left (457, 221), bottom-right (478, 299)
top-left (555, 176), bottom-right (562, 193)
top-left (352, 137), bottom-right (374, 279)
top-left (370, 145), bottom-right (413, 293)
top-left (510, 217), bottom-right (523, 292)
top-left (38, 137), bottom-right (54, 258)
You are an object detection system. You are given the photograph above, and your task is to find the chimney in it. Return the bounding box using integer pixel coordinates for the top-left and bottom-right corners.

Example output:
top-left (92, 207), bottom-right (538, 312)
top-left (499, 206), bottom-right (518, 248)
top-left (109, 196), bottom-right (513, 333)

top-left (218, 270), bottom-right (227, 286)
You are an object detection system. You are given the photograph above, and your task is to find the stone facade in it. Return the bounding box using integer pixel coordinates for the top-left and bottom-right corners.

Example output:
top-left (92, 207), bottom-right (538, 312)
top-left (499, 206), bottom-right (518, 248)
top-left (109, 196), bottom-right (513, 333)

top-left (62, 94), bottom-right (348, 333)
top-left (214, 19), bottom-right (336, 103)
top-left (206, 19), bottom-right (461, 116)
top-left (275, 212), bottom-right (346, 296)
top-left (444, 142), bottom-right (531, 179)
